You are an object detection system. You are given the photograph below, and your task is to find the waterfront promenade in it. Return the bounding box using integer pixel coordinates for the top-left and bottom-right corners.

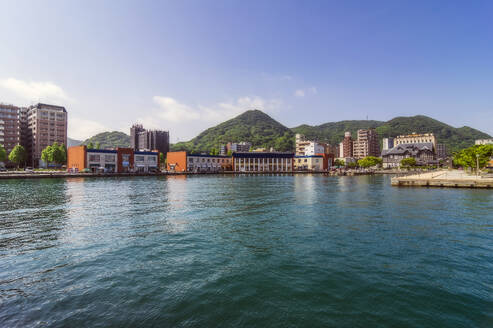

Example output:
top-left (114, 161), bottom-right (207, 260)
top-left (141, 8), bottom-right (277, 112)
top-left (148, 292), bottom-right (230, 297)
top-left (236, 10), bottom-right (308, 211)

top-left (392, 170), bottom-right (493, 189)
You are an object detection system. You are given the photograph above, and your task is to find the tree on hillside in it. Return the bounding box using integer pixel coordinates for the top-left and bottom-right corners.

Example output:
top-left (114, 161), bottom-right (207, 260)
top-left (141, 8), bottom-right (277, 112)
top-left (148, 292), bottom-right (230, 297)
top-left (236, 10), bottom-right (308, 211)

top-left (210, 148), bottom-right (219, 155)
top-left (400, 157), bottom-right (416, 168)
top-left (227, 150), bottom-right (232, 156)
top-left (274, 132), bottom-right (295, 152)
top-left (87, 142), bottom-right (94, 149)
top-left (159, 152), bottom-right (165, 169)
top-left (95, 142), bottom-right (101, 149)
top-left (358, 156), bottom-right (382, 168)
top-left (8, 145), bottom-right (26, 169)
top-left (0, 145), bottom-right (7, 163)
top-left (453, 144), bottom-right (493, 171)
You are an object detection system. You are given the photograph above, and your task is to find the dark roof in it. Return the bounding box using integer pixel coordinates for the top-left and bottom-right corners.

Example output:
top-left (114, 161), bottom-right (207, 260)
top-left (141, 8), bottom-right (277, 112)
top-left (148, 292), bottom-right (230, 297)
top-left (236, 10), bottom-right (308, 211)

top-left (34, 103), bottom-right (67, 112)
top-left (87, 149), bottom-right (117, 154)
top-left (382, 143), bottom-right (434, 157)
top-left (233, 152), bottom-right (294, 158)
top-left (294, 155), bottom-right (323, 158)
top-left (135, 151), bottom-right (159, 155)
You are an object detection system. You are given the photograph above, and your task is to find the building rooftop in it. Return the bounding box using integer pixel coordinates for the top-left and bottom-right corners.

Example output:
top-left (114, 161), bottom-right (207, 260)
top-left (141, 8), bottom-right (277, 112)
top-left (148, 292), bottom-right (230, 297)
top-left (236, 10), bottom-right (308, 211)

top-left (382, 143), bottom-right (434, 156)
top-left (233, 152), bottom-right (294, 158)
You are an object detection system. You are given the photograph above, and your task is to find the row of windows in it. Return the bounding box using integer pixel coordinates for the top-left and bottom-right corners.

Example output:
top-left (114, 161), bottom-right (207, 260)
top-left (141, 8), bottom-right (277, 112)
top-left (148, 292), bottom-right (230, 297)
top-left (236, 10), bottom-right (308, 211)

top-left (188, 157), bottom-right (230, 163)
top-left (296, 158), bottom-right (320, 163)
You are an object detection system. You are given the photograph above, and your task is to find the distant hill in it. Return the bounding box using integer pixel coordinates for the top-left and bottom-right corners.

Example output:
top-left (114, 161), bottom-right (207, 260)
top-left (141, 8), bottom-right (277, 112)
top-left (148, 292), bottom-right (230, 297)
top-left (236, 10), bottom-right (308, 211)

top-left (82, 131), bottom-right (131, 149)
top-left (170, 110), bottom-right (490, 154)
top-left (374, 115), bottom-right (490, 152)
top-left (291, 120), bottom-right (384, 146)
top-left (171, 110), bottom-right (294, 152)
top-left (292, 115), bottom-right (490, 153)
top-left (67, 138), bottom-right (83, 147)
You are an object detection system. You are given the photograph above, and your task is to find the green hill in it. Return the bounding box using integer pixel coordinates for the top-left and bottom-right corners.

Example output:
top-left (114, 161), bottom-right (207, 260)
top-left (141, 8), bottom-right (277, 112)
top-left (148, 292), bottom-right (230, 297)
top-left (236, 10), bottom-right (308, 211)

top-left (292, 115), bottom-right (490, 153)
top-left (83, 131), bottom-right (131, 149)
top-left (170, 110), bottom-right (489, 154)
top-left (374, 116), bottom-right (490, 152)
top-left (171, 110), bottom-right (294, 152)
top-left (291, 120), bottom-right (384, 146)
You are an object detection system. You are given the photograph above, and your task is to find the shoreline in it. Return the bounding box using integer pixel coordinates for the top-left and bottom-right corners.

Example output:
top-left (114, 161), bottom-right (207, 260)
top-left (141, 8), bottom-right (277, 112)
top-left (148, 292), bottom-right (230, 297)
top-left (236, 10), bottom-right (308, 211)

top-left (0, 170), bottom-right (408, 180)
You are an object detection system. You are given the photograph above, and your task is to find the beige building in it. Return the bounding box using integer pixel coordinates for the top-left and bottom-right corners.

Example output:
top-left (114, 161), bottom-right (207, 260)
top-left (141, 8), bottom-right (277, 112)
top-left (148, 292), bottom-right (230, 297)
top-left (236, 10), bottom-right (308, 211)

top-left (294, 155), bottom-right (324, 171)
top-left (395, 133), bottom-right (436, 149)
top-left (25, 103), bottom-right (68, 167)
top-left (353, 129), bottom-right (380, 159)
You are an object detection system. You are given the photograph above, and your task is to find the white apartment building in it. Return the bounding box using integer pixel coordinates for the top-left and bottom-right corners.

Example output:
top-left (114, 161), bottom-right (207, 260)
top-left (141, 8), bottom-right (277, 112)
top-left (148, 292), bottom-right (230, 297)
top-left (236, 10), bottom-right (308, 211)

top-left (475, 139), bottom-right (493, 145)
top-left (296, 134), bottom-right (325, 156)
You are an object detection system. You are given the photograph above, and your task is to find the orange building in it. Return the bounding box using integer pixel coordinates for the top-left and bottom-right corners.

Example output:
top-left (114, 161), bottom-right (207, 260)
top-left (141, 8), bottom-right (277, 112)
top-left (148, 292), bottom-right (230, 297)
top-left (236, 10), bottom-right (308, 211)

top-left (68, 145), bottom-right (159, 173)
top-left (167, 151), bottom-right (232, 172)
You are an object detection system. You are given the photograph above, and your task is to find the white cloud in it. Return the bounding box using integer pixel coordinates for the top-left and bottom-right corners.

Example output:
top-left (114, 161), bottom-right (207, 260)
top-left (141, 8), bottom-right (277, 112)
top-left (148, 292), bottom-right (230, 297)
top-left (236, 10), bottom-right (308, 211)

top-left (294, 89), bottom-right (305, 97)
top-left (294, 87), bottom-right (317, 98)
top-left (0, 78), bottom-right (73, 104)
top-left (137, 95), bottom-right (283, 141)
top-left (68, 117), bottom-right (111, 140)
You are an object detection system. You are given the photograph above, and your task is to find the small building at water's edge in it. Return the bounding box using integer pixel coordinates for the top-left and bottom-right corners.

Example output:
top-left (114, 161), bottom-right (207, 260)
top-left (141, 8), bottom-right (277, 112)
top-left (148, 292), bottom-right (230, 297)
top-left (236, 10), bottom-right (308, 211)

top-left (232, 152), bottom-right (293, 172)
top-left (68, 145), bottom-right (159, 173)
top-left (167, 151), bottom-right (232, 172)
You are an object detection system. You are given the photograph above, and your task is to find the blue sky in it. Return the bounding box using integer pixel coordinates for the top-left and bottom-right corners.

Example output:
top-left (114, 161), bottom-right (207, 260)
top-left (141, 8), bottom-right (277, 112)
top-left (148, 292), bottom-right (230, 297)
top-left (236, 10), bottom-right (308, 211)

top-left (0, 0), bottom-right (492, 141)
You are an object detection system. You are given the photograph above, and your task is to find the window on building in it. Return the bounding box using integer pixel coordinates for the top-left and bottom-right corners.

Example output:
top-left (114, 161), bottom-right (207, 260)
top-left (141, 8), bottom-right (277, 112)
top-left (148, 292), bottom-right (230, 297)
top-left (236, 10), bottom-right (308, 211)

top-left (135, 156), bottom-right (145, 162)
top-left (148, 156), bottom-right (156, 163)
top-left (89, 154), bottom-right (100, 162)
top-left (105, 155), bottom-right (115, 162)
top-left (189, 158), bottom-right (194, 163)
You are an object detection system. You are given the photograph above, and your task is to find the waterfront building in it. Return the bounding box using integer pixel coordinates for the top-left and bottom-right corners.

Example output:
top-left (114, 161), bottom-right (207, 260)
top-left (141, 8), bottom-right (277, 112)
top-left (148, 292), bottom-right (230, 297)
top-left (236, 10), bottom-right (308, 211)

top-left (294, 155), bottom-right (328, 171)
top-left (295, 134), bottom-right (325, 156)
top-left (167, 151), bottom-right (232, 172)
top-left (381, 143), bottom-right (436, 168)
top-left (340, 132), bottom-right (353, 158)
top-left (0, 102), bottom-right (67, 167)
top-left (353, 129), bottom-right (380, 159)
top-left (24, 103), bottom-right (68, 167)
top-left (0, 104), bottom-right (22, 160)
top-left (395, 133), bottom-right (436, 150)
top-left (131, 124), bottom-right (169, 155)
top-left (219, 145), bottom-right (228, 156)
top-left (232, 152), bottom-right (293, 172)
top-left (68, 145), bottom-right (159, 173)
top-left (475, 139), bottom-right (493, 145)
top-left (382, 137), bottom-right (394, 151)
top-left (436, 144), bottom-right (448, 159)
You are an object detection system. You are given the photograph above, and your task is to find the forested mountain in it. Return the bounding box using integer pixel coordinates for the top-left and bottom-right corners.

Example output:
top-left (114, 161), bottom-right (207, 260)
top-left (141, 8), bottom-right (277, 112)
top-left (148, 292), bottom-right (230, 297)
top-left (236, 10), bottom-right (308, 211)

top-left (292, 115), bottom-right (490, 152)
top-left (171, 110), bottom-right (294, 152)
top-left (82, 131), bottom-right (131, 149)
top-left (80, 111), bottom-right (489, 154)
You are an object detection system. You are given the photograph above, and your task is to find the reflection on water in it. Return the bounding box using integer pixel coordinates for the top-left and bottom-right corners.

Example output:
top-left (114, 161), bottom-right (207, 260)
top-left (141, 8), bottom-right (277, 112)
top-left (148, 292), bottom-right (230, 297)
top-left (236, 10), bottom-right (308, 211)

top-left (1, 175), bottom-right (493, 327)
